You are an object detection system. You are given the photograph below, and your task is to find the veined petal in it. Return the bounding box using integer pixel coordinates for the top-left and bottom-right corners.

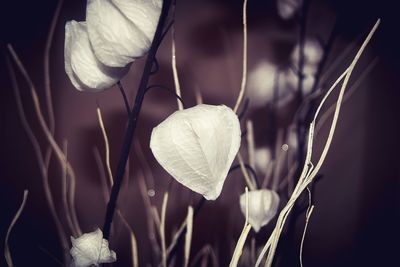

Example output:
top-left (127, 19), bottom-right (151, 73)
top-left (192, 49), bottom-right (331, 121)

top-left (70, 228), bottom-right (116, 267)
top-left (86, 0), bottom-right (153, 67)
top-left (150, 104), bottom-right (241, 200)
top-left (240, 189), bottom-right (280, 232)
top-left (64, 20), bottom-right (129, 91)
top-left (112, 0), bottom-right (162, 42)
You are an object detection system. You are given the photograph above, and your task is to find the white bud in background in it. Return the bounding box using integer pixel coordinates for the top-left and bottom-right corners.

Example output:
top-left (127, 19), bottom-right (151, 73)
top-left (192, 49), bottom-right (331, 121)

top-left (291, 38), bottom-right (324, 76)
top-left (276, 0), bottom-right (302, 20)
top-left (240, 189), bottom-right (280, 232)
top-left (150, 104), bottom-right (241, 200)
top-left (64, 20), bottom-right (129, 91)
top-left (70, 228), bottom-right (116, 267)
top-left (86, 0), bottom-right (162, 67)
top-left (283, 67), bottom-right (315, 96)
top-left (247, 61), bottom-right (278, 108)
top-left (254, 147), bottom-right (272, 174)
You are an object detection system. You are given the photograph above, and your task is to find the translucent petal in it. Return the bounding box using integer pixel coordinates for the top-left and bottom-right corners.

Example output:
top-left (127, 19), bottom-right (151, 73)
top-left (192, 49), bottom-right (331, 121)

top-left (240, 189), bottom-right (280, 232)
top-left (64, 20), bottom-right (129, 91)
top-left (86, 0), bottom-right (158, 67)
top-left (150, 104), bottom-right (241, 200)
top-left (112, 0), bottom-right (162, 41)
top-left (70, 228), bottom-right (116, 267)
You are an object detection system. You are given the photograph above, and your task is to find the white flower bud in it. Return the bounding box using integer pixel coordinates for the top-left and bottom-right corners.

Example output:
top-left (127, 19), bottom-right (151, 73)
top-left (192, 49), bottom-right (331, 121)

top-left (150, 104), bottom-right (241, 200)
top-left (247, 61), bottom-right (278, 107)
top-left (277, 0), bottom-right (302, 20)
top-left (86, 0), bottom-right (162, 67)
top-left (64, 20), bottom-right (128, 91)
top-left (291, 38), bottom-right (324, 76)
top-left (254, 147), bottom-right (272, 174)
top-left (240, 189), bottom-right (280, 232)
top-left (70, 228), bottom-right (116, 267)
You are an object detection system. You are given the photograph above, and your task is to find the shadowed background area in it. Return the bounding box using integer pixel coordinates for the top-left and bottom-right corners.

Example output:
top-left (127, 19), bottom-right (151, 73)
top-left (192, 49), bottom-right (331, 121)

top-left (0, 0), bottom-right (399, 266)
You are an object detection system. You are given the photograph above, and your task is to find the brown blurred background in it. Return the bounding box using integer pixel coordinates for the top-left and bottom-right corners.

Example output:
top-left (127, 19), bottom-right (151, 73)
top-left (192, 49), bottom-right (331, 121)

top-left (0, 0), bottom-right (399, 266)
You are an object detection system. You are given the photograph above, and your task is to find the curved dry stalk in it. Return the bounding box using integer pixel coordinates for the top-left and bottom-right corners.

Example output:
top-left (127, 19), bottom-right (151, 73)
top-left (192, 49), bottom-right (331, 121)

top-left (299, 188), bottom-right (314, 267)
top-left (4, 190), bottom-right (28, 267)
top-left (44, 0), bottom-right (64, 134)
top-left (61, 140), bottom-right (76, 235)
top-left (171, 4), bottom-right (183, 111)
top-left (230, 187), bottom-right (251, 267)
top-left (189, 244), bottom-right (218, 267)
top-left (256, 19), bottom-right (380, 267)
top-left (6, 55), bottom-right (70, 263)
top-left (315, 57), bottom-right (379, 136)
top-left (184, 206), bottom-right (194, 267)
top-left (160, 192), bottom-right (169, 267)
top-left (246, 120), bottom-right (255, 170)
top-left (97, 108), bottom-right (114, 186)
top-left (117, 210), bottom-right (139, 267)
top-left (238, 153), bottom-right (256, 190)
top-left (7, 45), bottom-right (81, 237)
top-left (233, 0), bottom-right (248, 113)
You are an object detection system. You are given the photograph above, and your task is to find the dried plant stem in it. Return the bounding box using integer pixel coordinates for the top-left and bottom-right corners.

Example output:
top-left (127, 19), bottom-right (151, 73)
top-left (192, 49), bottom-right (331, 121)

top-left (246, 120), bottom-right (255, 170)
top-left (189, 244), bottom-right (218, 267)
top-left (102, 0), bottom-right (172, 239)
top-left (238, 153), bottom-right (256, 190)
top-left (230, 187), bottom-right (251, 267)
top-left (4, 190), bottom-right (28, 267)
top-left (171, 7), bottom-right (183, 111)
top-left (6, 55), bottom-right (70, 264)
top-left (255, 19), bottom-right (380, 267)
top-left (96, 109), bottom-right (139, 266)
top-left (184, 206), bottom-right (194, 267)
top-left (299, 188), bottom-right (314, 267)
top-left (315, 57), bottom-right (378, 136)
top-left (97, 108), bottom-right (114, 186)
top-left (160, 192), bottom-right (169, 267)
top-left (61, 140), bottom-right (75, 235)
top-left (7, 45), bottom-right (81, 237)
top-left (233, 0), bottom-right (248, 113)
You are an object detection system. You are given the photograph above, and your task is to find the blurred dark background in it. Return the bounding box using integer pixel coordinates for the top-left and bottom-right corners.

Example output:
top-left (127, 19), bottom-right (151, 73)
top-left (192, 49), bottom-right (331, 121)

top-left (0, 0), bottom-right (399, 266)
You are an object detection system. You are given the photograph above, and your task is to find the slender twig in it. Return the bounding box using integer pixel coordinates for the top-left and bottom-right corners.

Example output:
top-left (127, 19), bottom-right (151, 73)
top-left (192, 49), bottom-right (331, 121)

top-left (117, 81), bottom-right (131, 116)
top-left (229, 164), bottom-right (260, 189)
top-left (102, 0), bottom-right (172, 240)
top-left (233, 0), bottom-right (248, 113)
top-left (4, 190), bottom-right (28, 267)
top-left (171, 1), bottom-right (183, 111)
top-left (6, 55), bottom-right (71, 263)
top-left (146, 84), bottom-right (186, 108)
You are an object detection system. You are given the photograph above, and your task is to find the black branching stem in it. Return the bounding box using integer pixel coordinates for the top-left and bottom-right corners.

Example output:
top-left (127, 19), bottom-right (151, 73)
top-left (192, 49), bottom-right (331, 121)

top-left (102, 0), bottom-right (172, 240)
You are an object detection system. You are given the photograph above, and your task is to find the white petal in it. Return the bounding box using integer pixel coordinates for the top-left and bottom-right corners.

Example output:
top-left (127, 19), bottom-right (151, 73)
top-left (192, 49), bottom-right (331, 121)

top-left (70, 228), bottom-right (116, 267)
top-left (64, 20), bottom-right (129, 91)
top-left (254, 147), bottom-right (272, 174)
top-left (150, 104), bottom-right (241, 200)
top-left (277, 0), bottom-right (302, 20)
top-left (239, 189), bottom-right (280, 232)
top-left (86, 0), bottom-right (158, 67)
top-left (112, 0), bottom-right (162, 42)
top-left (247, 61), bottom-right (277, 107)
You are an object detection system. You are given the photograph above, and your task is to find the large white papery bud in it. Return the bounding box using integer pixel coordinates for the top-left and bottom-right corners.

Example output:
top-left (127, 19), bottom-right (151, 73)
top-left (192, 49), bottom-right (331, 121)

top-left (150, 104), bottom-right (241, 200)
top-left (291, 38), bottom-right (324, 76)
top-left (64, 20), bottom-right (129, 91)
top-left (86, 0), bottom-right (162, 67)
top-left (240, 189), bottom-right (280, 232)
top-left (276, 0), bottom-right (302, 20)
top-left (70, 228), bottom-right (116, 267)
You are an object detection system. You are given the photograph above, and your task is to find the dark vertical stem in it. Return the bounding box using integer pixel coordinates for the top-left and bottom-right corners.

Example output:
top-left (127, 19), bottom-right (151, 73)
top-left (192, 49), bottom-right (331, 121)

top-left (102, 0), bottom-right (172, 240)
